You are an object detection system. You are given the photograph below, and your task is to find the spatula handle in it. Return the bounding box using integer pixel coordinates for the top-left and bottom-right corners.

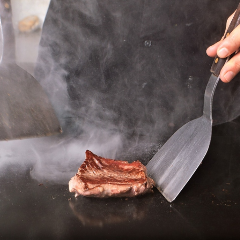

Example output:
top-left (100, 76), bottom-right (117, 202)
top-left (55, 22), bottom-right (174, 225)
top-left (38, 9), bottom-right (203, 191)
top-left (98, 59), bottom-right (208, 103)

top-left (211, 3), bottom-right (240, 76)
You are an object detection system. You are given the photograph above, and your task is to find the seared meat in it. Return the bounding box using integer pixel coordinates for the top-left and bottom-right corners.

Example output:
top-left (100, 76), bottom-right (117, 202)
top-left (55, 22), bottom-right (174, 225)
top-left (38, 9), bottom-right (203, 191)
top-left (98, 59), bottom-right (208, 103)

top-left (69, 150), bottom-right (154, 198)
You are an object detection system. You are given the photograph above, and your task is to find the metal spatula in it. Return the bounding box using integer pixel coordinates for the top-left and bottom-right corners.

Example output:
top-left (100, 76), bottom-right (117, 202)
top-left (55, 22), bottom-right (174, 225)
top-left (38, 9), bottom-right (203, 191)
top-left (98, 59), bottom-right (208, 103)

top-left (0, 4), bottom-right (61, 140)
top-left (147, 3), bottom-right (240, 202)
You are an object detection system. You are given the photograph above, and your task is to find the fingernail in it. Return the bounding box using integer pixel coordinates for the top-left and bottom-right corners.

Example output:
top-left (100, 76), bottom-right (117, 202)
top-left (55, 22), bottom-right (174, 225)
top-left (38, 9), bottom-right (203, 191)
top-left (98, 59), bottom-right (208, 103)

top-left (207, 46), bottom-right (214, 51)
top-left (217, 48), bottom-right (229, 58)
top-left (223, 71), bottom-right (234, 82)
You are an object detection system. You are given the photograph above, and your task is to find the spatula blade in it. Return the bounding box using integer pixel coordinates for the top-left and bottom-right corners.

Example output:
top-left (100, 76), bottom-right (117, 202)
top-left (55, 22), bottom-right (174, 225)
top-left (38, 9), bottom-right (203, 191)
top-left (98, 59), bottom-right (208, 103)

top-left (0, 63), bottom-right (62, 140)
top-left (146, 116), bottom-right (212, 202)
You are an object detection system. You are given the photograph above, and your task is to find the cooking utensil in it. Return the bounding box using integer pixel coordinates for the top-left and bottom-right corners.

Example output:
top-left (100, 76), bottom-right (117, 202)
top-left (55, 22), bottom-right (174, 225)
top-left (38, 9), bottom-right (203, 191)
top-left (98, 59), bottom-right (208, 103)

top-left (146, 3), bottom-right (240, 202)
top-left (0, 5), bottom-right (61, 140)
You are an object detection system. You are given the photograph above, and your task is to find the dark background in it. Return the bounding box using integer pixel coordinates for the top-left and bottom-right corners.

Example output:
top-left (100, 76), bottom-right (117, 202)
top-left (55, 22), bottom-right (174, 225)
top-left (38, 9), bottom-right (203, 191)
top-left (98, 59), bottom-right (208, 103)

top-left (1, 0), bottom-right (240, 239)
top-left (35, 0), bottom-right (240, 159)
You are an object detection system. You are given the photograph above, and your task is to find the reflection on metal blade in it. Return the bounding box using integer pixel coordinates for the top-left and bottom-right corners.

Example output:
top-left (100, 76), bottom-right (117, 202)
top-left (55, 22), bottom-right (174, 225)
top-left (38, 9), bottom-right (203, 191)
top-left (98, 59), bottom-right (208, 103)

top-left (0, 63), bottom-right (62, 140)
top-left (147, 116), bottom-right (212, 202)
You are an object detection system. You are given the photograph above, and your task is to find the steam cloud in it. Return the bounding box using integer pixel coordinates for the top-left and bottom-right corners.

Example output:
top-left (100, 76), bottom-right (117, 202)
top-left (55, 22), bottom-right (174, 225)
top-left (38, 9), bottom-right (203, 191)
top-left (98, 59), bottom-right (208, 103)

top-left (0, 127), bottom-right (122, 183)
top-left (0, 0), bottom-right (239, 184)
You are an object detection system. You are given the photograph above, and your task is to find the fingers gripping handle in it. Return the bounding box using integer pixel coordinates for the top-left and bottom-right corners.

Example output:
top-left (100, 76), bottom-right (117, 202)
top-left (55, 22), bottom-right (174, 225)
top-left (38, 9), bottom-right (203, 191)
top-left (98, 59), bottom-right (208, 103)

top-left (211, 3), bottom-right (240, 76)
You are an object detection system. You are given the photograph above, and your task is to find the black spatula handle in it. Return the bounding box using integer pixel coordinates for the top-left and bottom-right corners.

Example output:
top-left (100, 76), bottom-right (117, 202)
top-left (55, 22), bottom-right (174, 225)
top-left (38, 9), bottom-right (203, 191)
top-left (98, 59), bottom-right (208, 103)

top-left (211, 3), bottom-right (240, 76)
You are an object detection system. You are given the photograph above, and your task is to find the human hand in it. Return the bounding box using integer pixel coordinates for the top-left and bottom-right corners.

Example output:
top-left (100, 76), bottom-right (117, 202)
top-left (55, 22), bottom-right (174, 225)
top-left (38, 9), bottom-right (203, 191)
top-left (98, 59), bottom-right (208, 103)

top-left (206, 12), bottom-right (240, 83)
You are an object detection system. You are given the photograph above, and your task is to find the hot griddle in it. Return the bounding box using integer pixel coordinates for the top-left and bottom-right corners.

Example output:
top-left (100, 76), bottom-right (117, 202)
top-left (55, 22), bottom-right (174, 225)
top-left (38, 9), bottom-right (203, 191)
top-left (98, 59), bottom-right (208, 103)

top-left (1, 119), bottom-right (240, 240)
top-left (1, 1), bottom-right (240, 239)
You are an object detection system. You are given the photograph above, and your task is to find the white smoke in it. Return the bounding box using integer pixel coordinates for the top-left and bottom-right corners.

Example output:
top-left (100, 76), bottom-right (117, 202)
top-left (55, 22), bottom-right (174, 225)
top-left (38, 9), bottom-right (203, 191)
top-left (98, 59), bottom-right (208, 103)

top-left (0, 125), bottom-right (123, 183)
top-left (1, 0), bottom-right (237, 185)
top-left (0, 1), bottom-right (123, 183)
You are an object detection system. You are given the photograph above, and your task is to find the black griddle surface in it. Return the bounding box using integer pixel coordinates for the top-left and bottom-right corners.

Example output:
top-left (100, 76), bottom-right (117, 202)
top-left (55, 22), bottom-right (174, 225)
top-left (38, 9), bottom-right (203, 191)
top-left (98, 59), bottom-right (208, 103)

top-left (1, 118), bottom-right (240, 240)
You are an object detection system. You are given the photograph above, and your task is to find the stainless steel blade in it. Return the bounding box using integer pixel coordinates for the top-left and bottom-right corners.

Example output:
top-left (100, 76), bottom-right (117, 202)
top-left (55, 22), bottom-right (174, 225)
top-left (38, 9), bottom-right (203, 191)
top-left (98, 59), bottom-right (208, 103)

top-left (0, 63), bottom-right (62, 140)
top-left (147, 74), bottom-right (219, 202)
top-left (0, 12), bottom-right (62, 140)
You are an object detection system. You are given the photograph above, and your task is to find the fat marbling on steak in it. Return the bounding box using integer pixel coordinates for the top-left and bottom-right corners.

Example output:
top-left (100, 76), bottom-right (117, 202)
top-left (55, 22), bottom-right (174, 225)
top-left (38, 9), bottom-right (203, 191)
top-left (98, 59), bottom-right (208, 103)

top-left (69, 150), bottom-right (155, 197)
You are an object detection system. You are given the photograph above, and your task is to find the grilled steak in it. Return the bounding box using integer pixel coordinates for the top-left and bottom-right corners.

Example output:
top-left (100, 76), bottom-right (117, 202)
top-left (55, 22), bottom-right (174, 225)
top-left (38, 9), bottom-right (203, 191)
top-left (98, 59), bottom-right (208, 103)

top-left (69, 150), bottom-right (155, 198)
